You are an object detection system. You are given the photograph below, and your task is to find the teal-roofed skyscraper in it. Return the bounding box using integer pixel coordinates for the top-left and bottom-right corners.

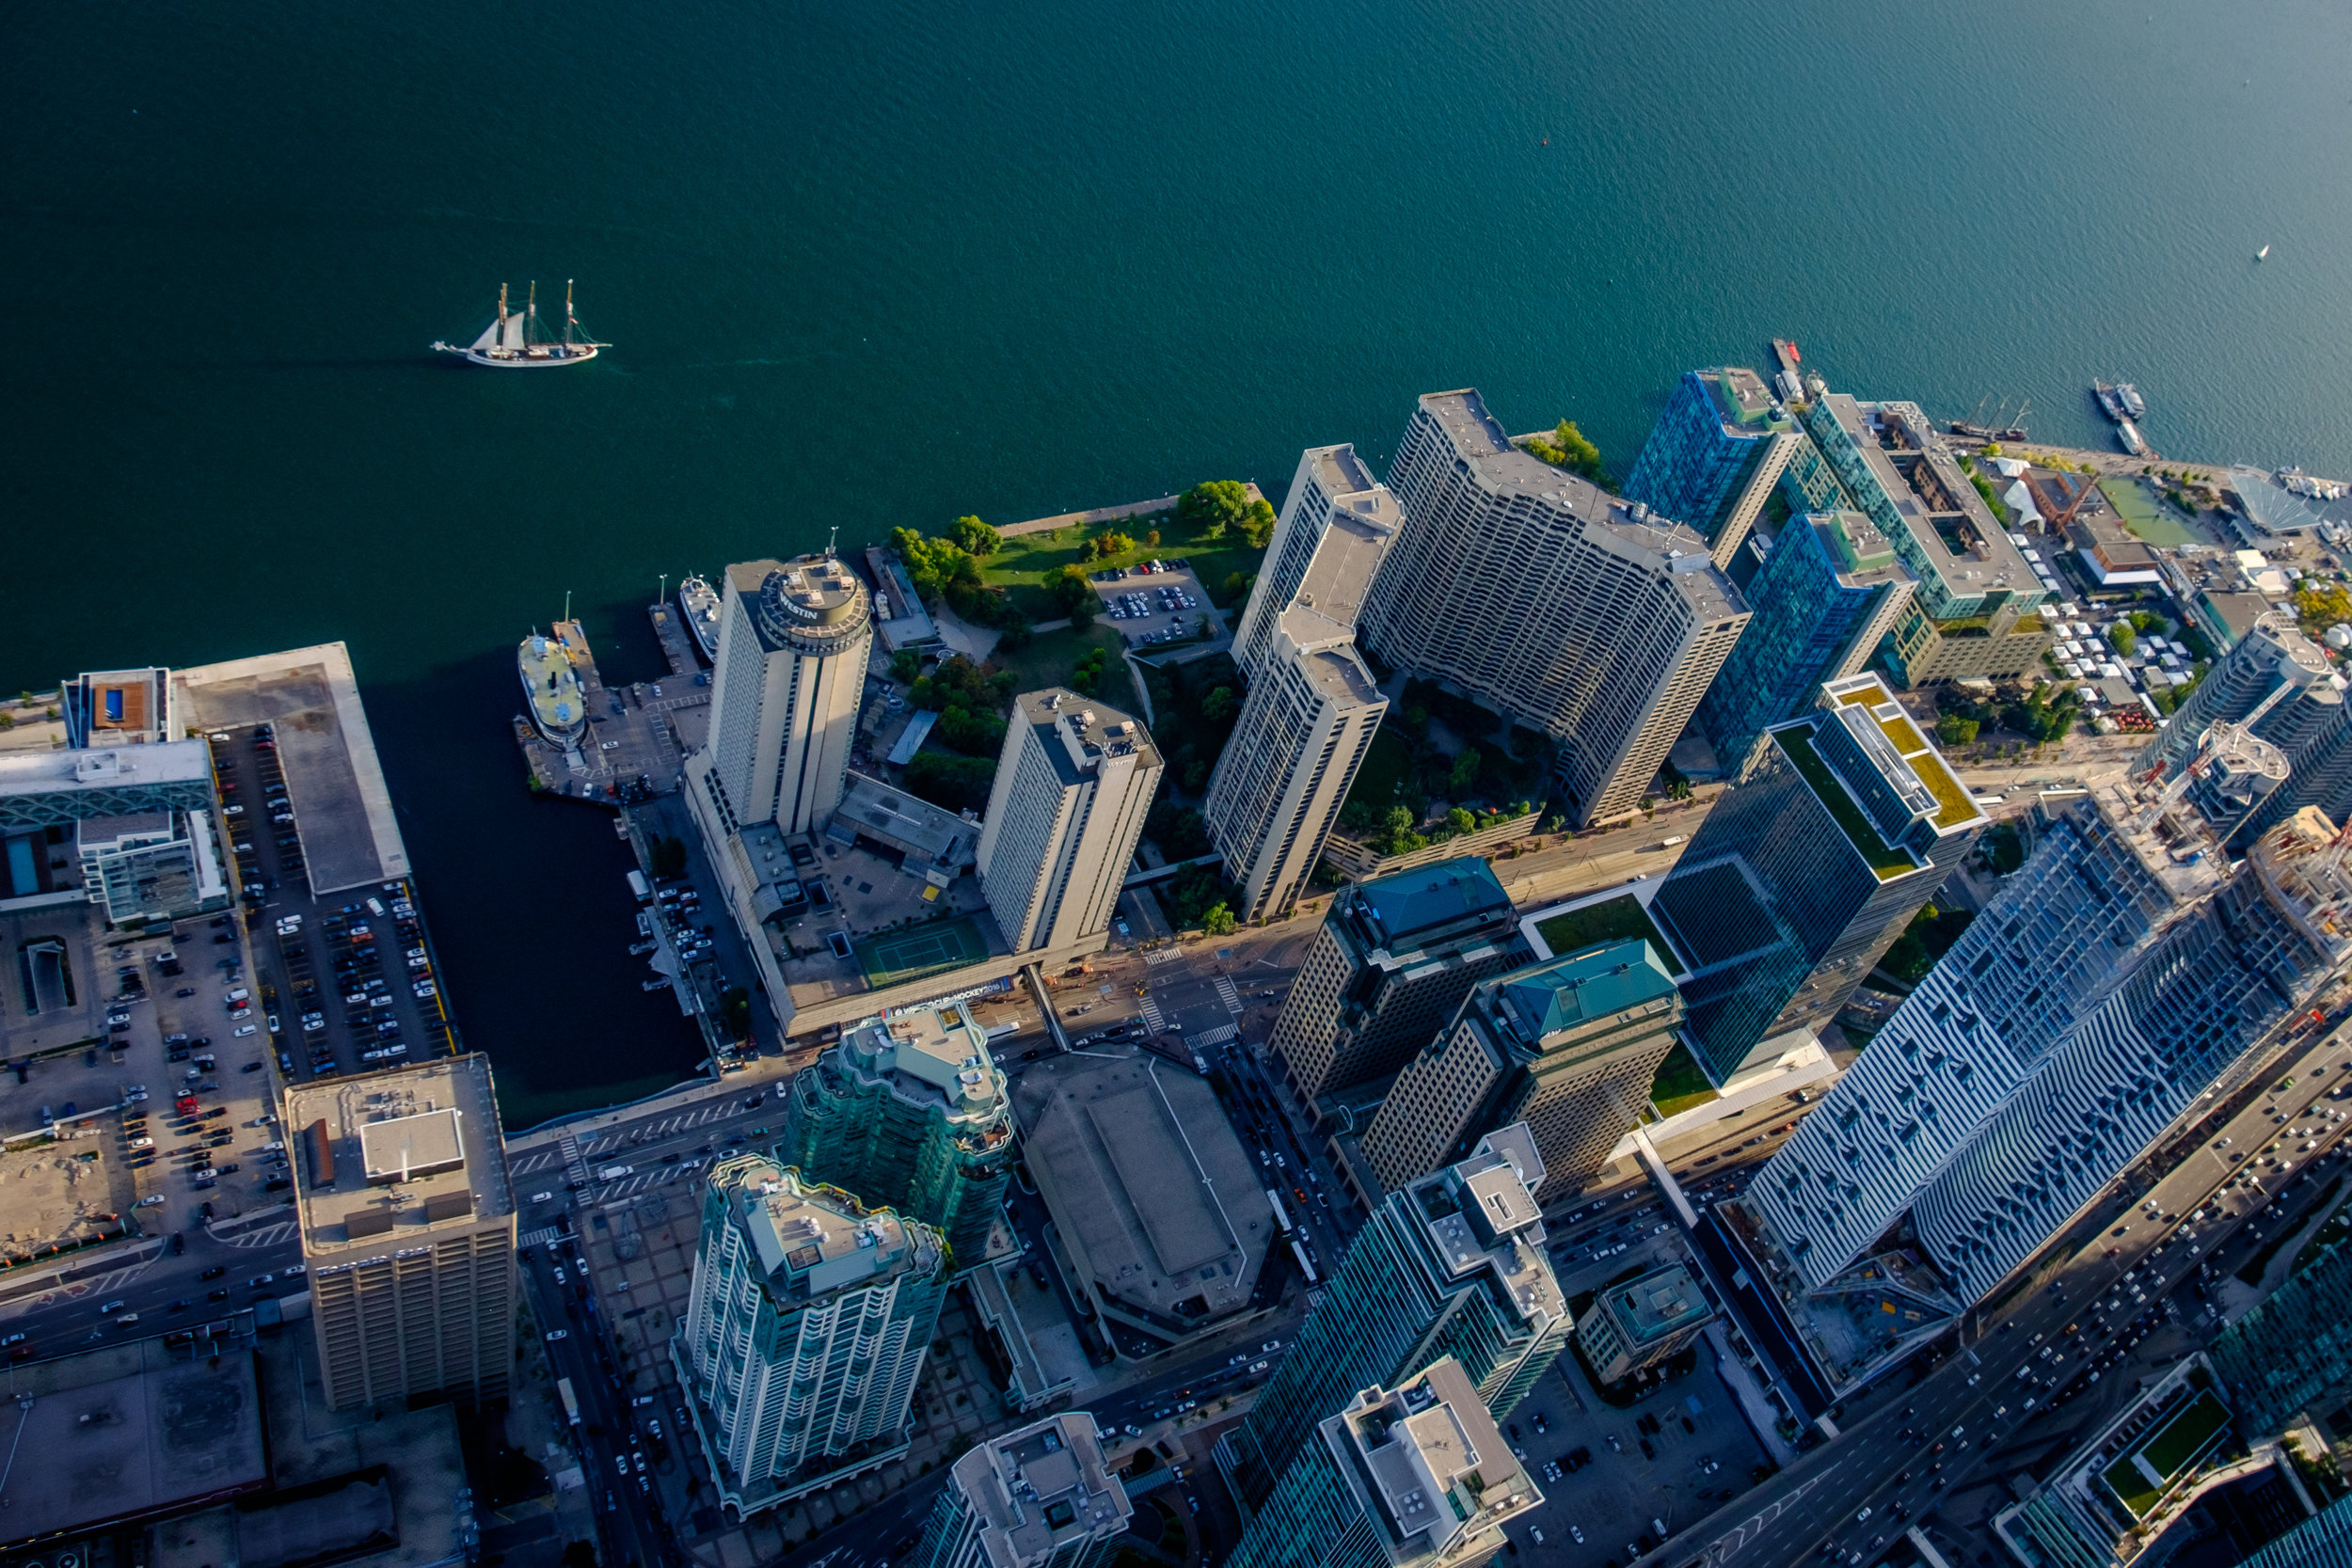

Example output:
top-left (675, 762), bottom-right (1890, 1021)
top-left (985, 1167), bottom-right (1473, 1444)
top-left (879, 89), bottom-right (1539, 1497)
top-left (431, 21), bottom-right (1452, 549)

top-left (1271, 856), bottom-right (1526, 1122)
top-left (1357, 939), bottom-right (1683, 1203)
top-left (1695, 514), bottom-right (1916, 779)
top-left (1223, 1355), bottom-right (1544, 1568)
top-left (779, 1000), bottom-right (1012, 1270)
top-left (1654, 673), bottom-right (1985, 1085)
top-left (1214, 1125), bottom-right (1569, 1513)
top-left (1623, 368), bottom-right (1804, 569)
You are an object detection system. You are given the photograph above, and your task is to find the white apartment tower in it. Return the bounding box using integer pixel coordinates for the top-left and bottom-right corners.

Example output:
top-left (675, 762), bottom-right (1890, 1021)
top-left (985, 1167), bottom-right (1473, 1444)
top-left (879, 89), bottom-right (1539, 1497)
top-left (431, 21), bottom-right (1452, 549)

top-left (908, 1412), bottom-right (1135, 1568)
top-left (1231, 445), bottom-right (1401, 685)
top-left (977, 689), bottom-right (1162, 953)
top-left (674, 1157), bottom-right (949, 1515)
top-left (1203, 606), bottom-right (1388, 925)
top-left (695, 554), bottom-right (873, 838)
top-left (1361, 389), bottom-right (1750, 826)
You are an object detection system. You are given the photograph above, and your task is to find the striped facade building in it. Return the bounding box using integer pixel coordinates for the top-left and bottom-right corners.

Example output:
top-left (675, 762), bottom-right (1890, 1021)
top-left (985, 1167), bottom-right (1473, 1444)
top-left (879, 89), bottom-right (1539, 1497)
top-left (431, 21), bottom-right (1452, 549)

top-left (1360, 389), bottom-right (1750, 826)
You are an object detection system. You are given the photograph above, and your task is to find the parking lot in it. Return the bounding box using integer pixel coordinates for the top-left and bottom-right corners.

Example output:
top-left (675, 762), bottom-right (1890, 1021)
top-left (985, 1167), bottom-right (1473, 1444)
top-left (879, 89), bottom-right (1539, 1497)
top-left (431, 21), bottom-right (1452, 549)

top-left (205, 723), bottom-right (458, 1084)
top-left (1090, 562), bottom-right (1216, 649)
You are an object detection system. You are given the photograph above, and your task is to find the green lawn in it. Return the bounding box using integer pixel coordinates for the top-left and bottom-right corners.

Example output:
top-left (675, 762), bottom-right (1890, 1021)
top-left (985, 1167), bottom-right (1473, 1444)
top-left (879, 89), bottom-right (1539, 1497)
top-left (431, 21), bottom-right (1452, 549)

top-left (1536, 895), bottom-right (1672, 964)
top-left (979, 509), bottom-right (1266, 622)
top-left (988, 623), bottom-right (1143, 719)
top-left (2105, 1456), bottom-right (2162, 1519)
top-left (2136, 1390), bottom-right (2231, 1481)
top-left (1341, 726), bottom-right (1415, 819)
top-left (1651, 1040), bottom-right (1721, 1117)
top-left (2100, 477), bottom-right (2202, 547)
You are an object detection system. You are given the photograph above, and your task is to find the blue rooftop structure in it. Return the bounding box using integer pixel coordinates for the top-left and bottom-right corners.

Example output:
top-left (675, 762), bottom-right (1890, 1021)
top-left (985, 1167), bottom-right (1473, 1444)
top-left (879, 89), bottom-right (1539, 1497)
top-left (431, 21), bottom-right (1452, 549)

top-left (1353, 857), bottom-right (1513, 951)
top-left (1492, 938), bottom-right (1678, 1041)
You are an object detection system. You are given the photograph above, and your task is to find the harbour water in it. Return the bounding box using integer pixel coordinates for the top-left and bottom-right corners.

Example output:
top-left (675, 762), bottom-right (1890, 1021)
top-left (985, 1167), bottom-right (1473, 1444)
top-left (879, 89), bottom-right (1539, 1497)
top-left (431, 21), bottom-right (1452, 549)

top-left (8, 0), bottom-right (2352, 1119)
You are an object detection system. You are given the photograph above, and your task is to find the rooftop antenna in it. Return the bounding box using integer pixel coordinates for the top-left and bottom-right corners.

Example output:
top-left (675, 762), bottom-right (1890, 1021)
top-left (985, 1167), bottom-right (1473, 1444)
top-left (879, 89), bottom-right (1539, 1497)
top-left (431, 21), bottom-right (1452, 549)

top-left (827, 525), bottom-right (840, 559)
top-left (659, 573), bottom-right (668, 606)
top-left (563, 589), bottom-right (572, 626)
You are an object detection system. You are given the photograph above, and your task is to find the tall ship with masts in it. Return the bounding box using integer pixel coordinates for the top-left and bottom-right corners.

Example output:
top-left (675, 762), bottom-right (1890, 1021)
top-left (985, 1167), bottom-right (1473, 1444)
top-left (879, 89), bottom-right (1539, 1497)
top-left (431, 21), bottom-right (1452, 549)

top-left (435, 280), bottom-right (607, 367)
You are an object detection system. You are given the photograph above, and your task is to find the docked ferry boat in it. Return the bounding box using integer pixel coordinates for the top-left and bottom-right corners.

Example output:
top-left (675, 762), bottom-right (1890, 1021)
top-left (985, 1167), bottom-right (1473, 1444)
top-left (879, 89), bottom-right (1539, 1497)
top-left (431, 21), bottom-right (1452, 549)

top-left (677, 577), bottom-right (722, 662)
top-left (518, 629), bottom-right (589, 746)
top-left (435, 280), bottom-right (606, 368)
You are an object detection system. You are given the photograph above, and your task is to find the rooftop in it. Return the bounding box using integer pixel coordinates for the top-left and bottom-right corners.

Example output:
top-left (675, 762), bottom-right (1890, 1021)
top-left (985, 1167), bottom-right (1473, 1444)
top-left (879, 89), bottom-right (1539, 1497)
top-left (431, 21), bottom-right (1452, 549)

top-left (1332, 1356), bottom-right (1540, 1563)
top-left (835, 771), bottom-right (981, 869)
top-left (1419, 389), bottom-right (1748, 627)
top-left (730, 554), bottom-right (871, 646)
top-left (716, 1158), bottom-right (938, 1303)
top-left (1012, 689), bottom-right (1160, 786)
top-left (1279, 621), bottom-right (1386, 708)
top-left (1288, 505), bottom-right (1398, 632)
top-left (0, 738), bottom-right (213, 803)
top-left (1816, 394), bottom-right (2043, 602)
top-left (1348, 857), bottom-right (1516, 955)
top-left (1597, 1263), bottom-right (1713, 1347)
top-left (1823, 674), bottom-right (1985, 834)
top-left (950, 1412), bottom-right (1133, 1566)
top-left (1706, 367), bottom-right (1794, 433)
top-left (1011, 1051), bottom-right (1274, 1330)
top-left (0, 1335), bottom-right (269, 1548)
top-left (1487, 939), bottom-right (1679, 1048)
top-left (836, 1000), bottom-right (1008, 1116)
top-left (286, 1053), bottom-right (513, 1254)
top-left (1406, 1126), bottom-right (1566, 1336)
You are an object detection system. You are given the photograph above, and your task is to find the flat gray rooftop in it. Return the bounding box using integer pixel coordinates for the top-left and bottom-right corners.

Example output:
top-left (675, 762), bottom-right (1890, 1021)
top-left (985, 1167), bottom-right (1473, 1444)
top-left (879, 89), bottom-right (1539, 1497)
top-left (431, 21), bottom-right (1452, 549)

top-left (0, 1338), bottom-right (268, 1546)
top-left (173, 643), bottom-right (409, 895)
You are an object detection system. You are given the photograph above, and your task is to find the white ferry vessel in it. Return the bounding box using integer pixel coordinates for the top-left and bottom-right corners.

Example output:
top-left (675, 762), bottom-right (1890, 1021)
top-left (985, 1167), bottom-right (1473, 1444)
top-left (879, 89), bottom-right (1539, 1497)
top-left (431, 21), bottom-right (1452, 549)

top-left (518, 629), bottom-right (589, 746)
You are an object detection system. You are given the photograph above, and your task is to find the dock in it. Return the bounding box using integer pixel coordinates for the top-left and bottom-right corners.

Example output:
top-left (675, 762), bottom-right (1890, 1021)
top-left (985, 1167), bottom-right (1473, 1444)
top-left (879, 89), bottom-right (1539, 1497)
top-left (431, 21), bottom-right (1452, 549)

top-left (512, 618), bottom-right (707, 808)
top-left (647, 598), bottom-right (705, 678)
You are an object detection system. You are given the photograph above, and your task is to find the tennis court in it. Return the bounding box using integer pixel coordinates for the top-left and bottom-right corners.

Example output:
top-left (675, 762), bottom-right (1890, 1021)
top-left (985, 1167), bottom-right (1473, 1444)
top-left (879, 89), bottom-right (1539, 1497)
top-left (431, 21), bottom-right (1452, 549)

top-left (859, 915), bottom-right (992, 989)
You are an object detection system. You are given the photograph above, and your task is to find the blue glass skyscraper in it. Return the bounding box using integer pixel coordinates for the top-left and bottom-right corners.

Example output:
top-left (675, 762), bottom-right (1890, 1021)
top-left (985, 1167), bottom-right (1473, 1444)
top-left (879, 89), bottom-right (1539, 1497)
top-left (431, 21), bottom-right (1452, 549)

top-left (1652, 673), bottom-right (1985, 1085)
top-left (1696, 512), bottom-right (1916, 777)
top-left (1623, 368), bottom-right (1803, 568)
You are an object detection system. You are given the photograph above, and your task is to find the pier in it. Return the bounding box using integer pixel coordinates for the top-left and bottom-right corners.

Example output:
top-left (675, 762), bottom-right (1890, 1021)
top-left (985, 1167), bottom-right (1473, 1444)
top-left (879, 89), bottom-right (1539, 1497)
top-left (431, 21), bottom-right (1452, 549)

top-left (512, 619), bottom-right (706, 807)
top-left (646, 596), bottom-right (705, 677)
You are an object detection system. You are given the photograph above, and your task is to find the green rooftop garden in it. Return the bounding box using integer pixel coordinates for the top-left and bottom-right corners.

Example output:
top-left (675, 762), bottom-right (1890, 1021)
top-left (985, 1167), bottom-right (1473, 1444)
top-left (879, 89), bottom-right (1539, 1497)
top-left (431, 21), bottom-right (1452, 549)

top-left (1537, 894), bottom-right (1672, 965)
top-left (1774, 727), bottom-right (1921, 882)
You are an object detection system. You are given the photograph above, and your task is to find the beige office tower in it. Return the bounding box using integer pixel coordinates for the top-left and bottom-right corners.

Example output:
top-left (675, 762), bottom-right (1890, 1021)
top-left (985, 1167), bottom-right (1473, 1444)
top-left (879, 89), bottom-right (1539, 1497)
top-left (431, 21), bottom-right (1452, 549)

top-left (288, 1053), bottom-right (517, 1411)
top-left (1359, 939), bottom-right (1683, 1204)
top-left (1203, 606), bottom-right (1388, 925)
top-left (1231, 445), bottom-right (1401, 685)
top-left (1361, 389), bottom-right (1750, 826)
top-left (977, 689), bottom-right (1163, 953)
top-left (692, 554), bottom-right (873, 837)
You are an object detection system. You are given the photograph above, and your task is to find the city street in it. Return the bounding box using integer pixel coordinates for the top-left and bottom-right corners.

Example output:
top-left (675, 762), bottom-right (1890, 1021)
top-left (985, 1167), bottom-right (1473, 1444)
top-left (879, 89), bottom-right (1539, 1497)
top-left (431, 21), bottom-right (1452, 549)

top-left (1630, 1026), bottom-right (2352, 1568)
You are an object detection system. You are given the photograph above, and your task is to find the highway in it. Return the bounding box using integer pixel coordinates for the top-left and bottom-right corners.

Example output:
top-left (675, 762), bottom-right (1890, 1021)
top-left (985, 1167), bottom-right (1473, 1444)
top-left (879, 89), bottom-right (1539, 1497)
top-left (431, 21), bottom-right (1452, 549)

top-left (1639, 1028), bottom-right (2352, 1568)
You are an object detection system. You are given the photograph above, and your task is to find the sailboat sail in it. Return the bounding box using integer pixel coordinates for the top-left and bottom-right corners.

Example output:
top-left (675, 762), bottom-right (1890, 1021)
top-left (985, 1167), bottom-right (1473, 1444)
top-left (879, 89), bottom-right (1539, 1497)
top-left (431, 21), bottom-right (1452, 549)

top-left (469, 316), bottom-right (502, 354)
top-left (501, 310), bottom-right (531, 352)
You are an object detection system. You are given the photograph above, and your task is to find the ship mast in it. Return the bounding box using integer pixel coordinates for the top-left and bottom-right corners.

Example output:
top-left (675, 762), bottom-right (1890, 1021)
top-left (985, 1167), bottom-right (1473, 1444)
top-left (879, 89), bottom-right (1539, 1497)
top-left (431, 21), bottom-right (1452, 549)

top-left (564, 279), bottom-right (578, 347)
top-left (527, 280), bottom-right (539, 347)
top-left (497, 282), bottom-right (510, 335)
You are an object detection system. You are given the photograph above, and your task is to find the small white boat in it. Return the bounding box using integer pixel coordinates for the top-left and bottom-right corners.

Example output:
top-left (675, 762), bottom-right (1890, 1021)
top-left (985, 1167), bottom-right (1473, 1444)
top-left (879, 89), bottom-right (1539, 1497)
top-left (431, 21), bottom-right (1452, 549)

top-left (677, 577), bottom-right (722, 662)
top-left (435, 279), bottom-right (606, 367)
top-left (2257, 245), bottom-right (2271, 261)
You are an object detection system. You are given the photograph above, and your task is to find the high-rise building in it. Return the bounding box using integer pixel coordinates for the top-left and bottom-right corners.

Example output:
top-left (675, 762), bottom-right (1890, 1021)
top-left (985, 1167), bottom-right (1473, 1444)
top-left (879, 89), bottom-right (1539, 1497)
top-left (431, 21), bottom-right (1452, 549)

top-left (2236, 1493), bottom-right (2352, 1568)
top-left (1216, 1125), bottom-right (1568, 1513)
top-left (1651, 673), bottom-right (1985, 1085)
top-left (1694, 513), bottom-right (1916, 778)
top-left (2138, 610), bottom-right (2352, 849)
top-left (674, 1158), bottom-right (948, 1515)
top-left (1577, 1263), bottom-right (1715, 1383)
top-left (1793, 394), bottom-right (2049, 688)
top-left (907, 1412), bottom-right (1134, 1568)
top-left (0, 740), bottom-right (232, 925)
top-left (1359, 939), bottom-right (1683, 1204)
top-left (1751, 761), bottom-right (2347, 1304)
top-left (976, 689), bottom-right (1161, 954)
top-left (286, 1053), bottom-right (516, 1411)
top-left (1203, 602), bottom-right (1388, 925)
top-left (1271, 857), bottom-right (1525, 1117)
top-left (1360, 389), bottom-right (1749, 826)
top-left (1232, 445), bottom-right (1401, 685)
top-left (1622, 368), bottom-right (1804, 568)
top-left (691, 554), bottom-right (873, 840)
top-left (778, 1000), bottom-right (1013, 1270)
top-left (1224, 1355), bottom-right (1543, 1568)
top-left (2206, 1216), bottom-right (2352, 1441)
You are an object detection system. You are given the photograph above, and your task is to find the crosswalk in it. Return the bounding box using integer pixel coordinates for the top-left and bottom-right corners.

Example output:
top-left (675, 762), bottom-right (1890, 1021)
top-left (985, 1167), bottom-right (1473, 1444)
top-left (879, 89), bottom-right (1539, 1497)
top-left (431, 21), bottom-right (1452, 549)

top-left (518, 1227), bottom-right (566, 1250)
top-left (215, 1219), bottom-right (297, 1250)
top-left (1214, 975), bottom-right (1243, 1015)
top-left (1187, 1023), bottom-right (1238, 1050)
top-left (559, 1132), bottom-right (592, 1188)
top-left (1137, 994), bottom-right (1167, 1035)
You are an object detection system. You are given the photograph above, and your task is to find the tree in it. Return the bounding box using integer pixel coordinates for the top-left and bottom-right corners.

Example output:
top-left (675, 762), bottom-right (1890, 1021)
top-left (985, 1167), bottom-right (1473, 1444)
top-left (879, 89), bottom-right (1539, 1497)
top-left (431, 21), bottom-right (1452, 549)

top-left (2107, 623), bottom-right (2137, 657)
top-left (1200, 686), bottom-right (1238, 724)
top-left (1182, 758), bottom-right (1209, 792)
top-left (1220, 571), bottom-right (1256, 608)
top-left (949, 515), bottom-right (999, 556)
top-left (1446, 807), bottom-right (1476, 835)
top-left (1934, 711), bottom-right (1979, 746)
top-left (1202, 903), bottom-right (1237, 937)
top-left (904, 753), bottom-right (996, 811)
top-left (1145, 529), bottom-right (1161, 546)
top-left (891, 527), bottom-right (974, 603)
top-left (939, 705), bottom-right (1007, 756)
top-left (1179, 481), bottom-right (1256, 540)
top-left (1523, 420), bottom-right (1607, 483)
top-left (649, 835), bottom-right (688, 879)
top-left (1049, 566), bottom-right (1096, 627)
top-left (1448, 748), bottom-right (1482, 797)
